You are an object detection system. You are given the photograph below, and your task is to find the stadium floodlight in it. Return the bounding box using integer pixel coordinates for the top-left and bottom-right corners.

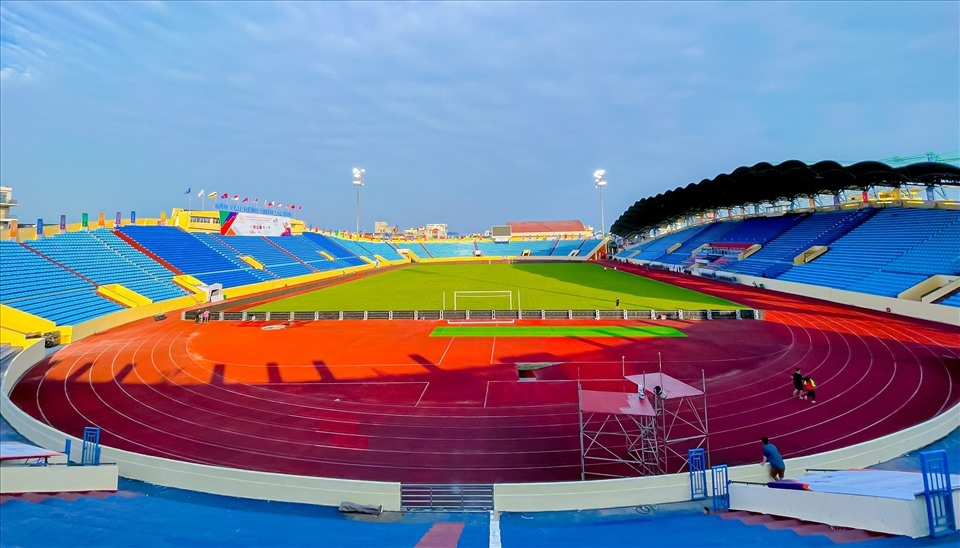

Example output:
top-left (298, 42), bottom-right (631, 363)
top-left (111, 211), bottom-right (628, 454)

top-left (593, 169), bottom-right (607, 237)
top-left (352, 167), bottom-right (365, 234)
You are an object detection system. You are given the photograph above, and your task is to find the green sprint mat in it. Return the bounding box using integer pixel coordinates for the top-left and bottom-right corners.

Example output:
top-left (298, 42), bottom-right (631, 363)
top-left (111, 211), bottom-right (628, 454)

top-left (430, 325), bottom-right (685, 338)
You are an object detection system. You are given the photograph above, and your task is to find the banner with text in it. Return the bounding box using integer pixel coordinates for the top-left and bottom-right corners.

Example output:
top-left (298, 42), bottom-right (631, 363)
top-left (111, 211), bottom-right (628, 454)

top-left (219, 211), bottom-right (293, 237)
top-left (214, 201), bottom-right (287, 216)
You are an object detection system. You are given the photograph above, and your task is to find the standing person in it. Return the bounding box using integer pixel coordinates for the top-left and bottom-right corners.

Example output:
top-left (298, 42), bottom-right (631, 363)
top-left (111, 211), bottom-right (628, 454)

top-left (792, 368), bottom-right (804, 398)
top-left (803, 376), bottom-right (817, 403)
top-left (615, 297), bottom-right (620, 310)
top-left (195, 309), bottom-right (203, 324)
top-left (760, 437), bottom-right (785, 481)
top-left (203, 309), bottom-right (211, 323)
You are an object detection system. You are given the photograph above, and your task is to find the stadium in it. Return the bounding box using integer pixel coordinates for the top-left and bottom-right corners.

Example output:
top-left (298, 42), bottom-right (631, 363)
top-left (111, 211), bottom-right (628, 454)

top-left (1, 158), bottom-right (959, 546)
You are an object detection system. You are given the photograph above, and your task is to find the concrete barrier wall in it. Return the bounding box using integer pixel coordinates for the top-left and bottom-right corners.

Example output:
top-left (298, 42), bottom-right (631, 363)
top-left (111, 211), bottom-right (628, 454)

top-left (733, 274), bottom-right (960, 327)
top-left (0, 463), bottom-right (119, 494)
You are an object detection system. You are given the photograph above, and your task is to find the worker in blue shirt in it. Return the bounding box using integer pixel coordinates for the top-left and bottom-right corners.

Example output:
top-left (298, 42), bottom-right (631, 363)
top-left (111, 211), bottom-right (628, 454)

top-left (760, 437), bottom-right (785, 481)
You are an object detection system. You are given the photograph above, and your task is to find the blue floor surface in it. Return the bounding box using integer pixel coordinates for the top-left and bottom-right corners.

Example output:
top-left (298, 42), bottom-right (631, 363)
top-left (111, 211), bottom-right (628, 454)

top-left (2, 408), bottom-right (957, 547)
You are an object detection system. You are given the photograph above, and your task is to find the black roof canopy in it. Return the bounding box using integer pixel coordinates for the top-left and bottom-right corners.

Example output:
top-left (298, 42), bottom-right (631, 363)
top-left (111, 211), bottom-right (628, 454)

top-left (610, 160), bottom-right (960, 238)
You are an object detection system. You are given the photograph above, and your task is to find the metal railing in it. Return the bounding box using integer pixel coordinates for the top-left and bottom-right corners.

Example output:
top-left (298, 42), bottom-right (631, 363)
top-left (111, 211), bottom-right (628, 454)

top-left (400, 483), bottom-right (494, 512)
top-left (183, 308), bottom-right (762, 322)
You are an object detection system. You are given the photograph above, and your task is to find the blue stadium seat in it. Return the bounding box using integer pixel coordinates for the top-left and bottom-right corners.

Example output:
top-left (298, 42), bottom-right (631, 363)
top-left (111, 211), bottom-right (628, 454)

top-left (0, 240), bottom-right (124, 324)
top-left (119, 226), bottom-right (270, 288)
top-left (26, 230), bottom-right (188, 302)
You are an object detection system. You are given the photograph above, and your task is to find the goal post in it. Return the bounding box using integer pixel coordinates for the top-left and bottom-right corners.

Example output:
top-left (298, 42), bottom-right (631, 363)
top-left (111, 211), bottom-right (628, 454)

top-left (453, 290), bottom-right (514, 311)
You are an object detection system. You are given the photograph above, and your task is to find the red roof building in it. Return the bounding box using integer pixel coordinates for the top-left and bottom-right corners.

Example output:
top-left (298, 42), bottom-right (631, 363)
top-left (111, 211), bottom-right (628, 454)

top-left (506, 220), bottom-right (591, 237)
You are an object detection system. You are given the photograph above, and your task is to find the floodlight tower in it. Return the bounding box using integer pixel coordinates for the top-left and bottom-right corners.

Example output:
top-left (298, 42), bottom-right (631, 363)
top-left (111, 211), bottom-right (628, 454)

top-left (593, 169), bottom-right (607, 237)
top-left (352, 167), bottom-right (365, 234)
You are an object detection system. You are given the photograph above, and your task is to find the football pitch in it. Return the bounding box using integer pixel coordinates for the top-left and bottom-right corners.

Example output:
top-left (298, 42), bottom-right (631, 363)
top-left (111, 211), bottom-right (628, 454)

top-left (249, 263), bottom-right (745, 312)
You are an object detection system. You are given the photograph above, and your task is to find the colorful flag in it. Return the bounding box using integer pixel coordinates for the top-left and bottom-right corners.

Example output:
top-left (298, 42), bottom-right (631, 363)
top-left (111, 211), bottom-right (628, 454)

top-left (277, 202), bottom-right (283, 207)
top-left (298, 205), bottom-right (302, 210)
top-left (221, 193), bottom-right (229, 198)
top-left (253, 198), bottom-right (259, 203)
top-left (232, 194), bottom-right (240, 201)
top-left (184, 187), bottom-right (192, 194)
top-left (267, 201), bottom-right (274, 207)
top-left (241, 197), bottom-right (249, 203)
top-left (290, 204), bottom-right (296, 209)
top-left (208, 191), bottom-right (217, 198)
top-left (197, 188), bottom-right (205, 197)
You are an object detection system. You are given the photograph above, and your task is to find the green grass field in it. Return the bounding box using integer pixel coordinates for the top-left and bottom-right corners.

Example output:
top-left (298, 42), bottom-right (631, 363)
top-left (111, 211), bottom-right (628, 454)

top-left (249, 263), bottom-right (744, 312)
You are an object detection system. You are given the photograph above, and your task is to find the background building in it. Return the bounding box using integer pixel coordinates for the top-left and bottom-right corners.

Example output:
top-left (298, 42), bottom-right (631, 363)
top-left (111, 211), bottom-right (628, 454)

top-left (0, 186), bottom-right (17, 230)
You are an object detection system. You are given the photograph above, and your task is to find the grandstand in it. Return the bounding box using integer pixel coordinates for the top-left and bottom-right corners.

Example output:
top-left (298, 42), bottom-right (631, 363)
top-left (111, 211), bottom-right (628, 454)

top-left (118, 226), bottom-right (271, 288)
top-left (0, 159), bottom-right (958, 545)
top-left (612, 206), bottom-right (960, 303)
top-left (0, 239), bottom-right (124, 325)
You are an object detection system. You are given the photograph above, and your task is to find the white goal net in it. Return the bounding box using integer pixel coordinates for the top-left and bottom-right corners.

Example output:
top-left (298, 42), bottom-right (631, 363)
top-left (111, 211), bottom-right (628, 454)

top-left (452, 290), bottom-right (513, 311)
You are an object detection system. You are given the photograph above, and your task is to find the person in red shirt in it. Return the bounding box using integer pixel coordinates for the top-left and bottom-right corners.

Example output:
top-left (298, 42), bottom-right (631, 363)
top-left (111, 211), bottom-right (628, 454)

top-left (802, 376), bottom-right (817, 403)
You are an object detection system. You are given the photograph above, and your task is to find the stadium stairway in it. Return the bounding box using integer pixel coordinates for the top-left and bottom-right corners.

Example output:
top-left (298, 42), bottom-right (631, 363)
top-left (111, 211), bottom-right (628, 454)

top-left (717, 510), bottom-right (892, 544)
top-left (0, 490), bottom-right (141, 505)
top-left (0, 343), bottom-right (17, 361)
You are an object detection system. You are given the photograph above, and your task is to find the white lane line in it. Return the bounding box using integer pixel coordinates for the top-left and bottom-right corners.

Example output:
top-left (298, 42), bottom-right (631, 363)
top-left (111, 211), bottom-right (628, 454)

top-left (438, 337), bottom-right (455, 365)
top-left (415, 383), bottom-right (429, 407)
top-left (489, 510), bottom-right (502, 548)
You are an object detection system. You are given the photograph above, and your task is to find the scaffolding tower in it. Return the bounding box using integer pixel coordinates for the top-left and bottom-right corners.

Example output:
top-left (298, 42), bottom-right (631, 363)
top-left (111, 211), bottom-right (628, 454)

top-left (578, 388), bottom-right (661, 479)
top-left (625, 372), bottom-right (709, 474)
top-left (577, 370), bottom-right (710, 480)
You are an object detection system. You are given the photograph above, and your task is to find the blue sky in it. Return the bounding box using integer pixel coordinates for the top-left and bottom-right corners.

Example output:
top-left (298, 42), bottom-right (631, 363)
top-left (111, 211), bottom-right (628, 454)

top-left (1, 1), bottom-right (957, 234)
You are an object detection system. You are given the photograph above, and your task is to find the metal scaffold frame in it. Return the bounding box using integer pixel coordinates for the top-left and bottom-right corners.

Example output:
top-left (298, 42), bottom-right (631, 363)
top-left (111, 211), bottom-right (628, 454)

top-left (578, 388), bottom-right (661, 479)
top-left (578, 354), bottom-right (710, 479)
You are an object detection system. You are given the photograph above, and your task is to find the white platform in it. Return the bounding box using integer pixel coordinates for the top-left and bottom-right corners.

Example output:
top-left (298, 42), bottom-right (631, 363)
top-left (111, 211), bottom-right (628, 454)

top-left (730, 470), bottom-right (960, 538)
top-left (0, 441), bottom-right (118, 494)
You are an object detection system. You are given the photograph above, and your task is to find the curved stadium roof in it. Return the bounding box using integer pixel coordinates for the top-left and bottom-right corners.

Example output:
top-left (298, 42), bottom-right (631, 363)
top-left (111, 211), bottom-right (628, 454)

top-left (610, 160), bottom-right (960, 238)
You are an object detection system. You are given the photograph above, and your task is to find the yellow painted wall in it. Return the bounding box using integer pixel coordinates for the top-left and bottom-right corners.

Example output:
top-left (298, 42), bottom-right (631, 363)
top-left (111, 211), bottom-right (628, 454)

top-left (0, 305), bottom-right (73, 343)
top-left (97, 284), bottom-right (152, 307)
top-left (68, 296), bottom-right (197, 341)
top-left (240, 256), bottom-right (265, 270)
top-left (215, 265), bottom-right (374, 300)
top-left (172, 275), bottom-right (210, 301)
top-left (169, 209), bottom-right (308, 234)
top-left (0, 327), bottom-right (29, 347)
top-left (0, 304), bottom-right (56, 334)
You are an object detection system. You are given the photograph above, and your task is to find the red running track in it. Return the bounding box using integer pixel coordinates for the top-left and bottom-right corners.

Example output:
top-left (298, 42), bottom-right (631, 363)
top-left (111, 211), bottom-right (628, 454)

top-left (9, 268), bottom-right (960, 483)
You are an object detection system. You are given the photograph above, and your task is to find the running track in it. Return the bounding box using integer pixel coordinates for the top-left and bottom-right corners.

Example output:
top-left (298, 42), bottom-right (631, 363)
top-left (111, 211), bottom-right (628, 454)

top-left (9, 265), bottom-right (960, 483)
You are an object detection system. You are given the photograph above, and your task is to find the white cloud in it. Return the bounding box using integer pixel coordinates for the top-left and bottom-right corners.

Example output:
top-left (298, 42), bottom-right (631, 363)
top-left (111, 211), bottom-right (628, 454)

top-left (0, 1), bottom-right (957, 232)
